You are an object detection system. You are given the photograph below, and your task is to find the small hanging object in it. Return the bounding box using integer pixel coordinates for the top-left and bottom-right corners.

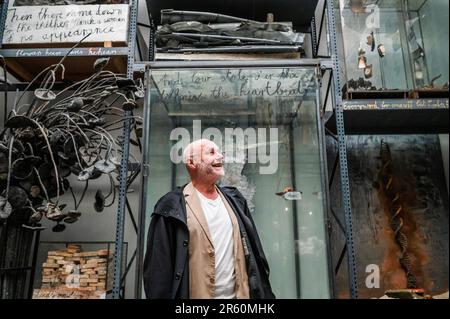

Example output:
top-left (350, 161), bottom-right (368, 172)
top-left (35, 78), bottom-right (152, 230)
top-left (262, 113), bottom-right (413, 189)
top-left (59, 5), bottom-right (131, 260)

top-left (377, 44), bottom-right (386, 57)
top-left (283, 191), bottom-right (302, 201)
top-left (122, 100), bottom-right (137, 111)
top-left (0, 196), bottom-right (12, 219)
top-left (364, 64), bottom-right (373, 79)
top-left (45, 203), bottom-right (68, 222)
top-left (64, 210), bottom-right (82, 224)
top-left (94, 159), bottom-right (116, 174)
top-left (358, 48), bottom-right (367, 69)
top-left (275, 187), bottom-right (302, 201)
top-left (34, 88), bottom-right (56, 101)
top-left (52, 223), bottom-right (66, 232)
top-left (93, 57), bottom-right (110, 71)
top-left (78, 167), bottom-right (94, 181)
top-left (87, 117), bottom-right (106, 127)
top-left (5, 115), bottom-right (37, 129)
top-left (116, 77), bottom-right (136, 89)
top-left (12, 158), bottom-right (33, 180)
top-left (415, 70), bottom-right (424, 80)
top-left (29, 209), bottom-right (43, 224)
top-left (49, 130), bottom-right (64, 145)
top-left (367, 31), bottom-right (375, 51)
top-left (276, 186), bottom-right (293, 196)
top-left (6, 186), bottom-right (28, 210)
top-left (30, 185), bottom-right (41, 198)
top-left (94, 190), bottom-right (105, 213)
top-left (66, 97), bottom-right (84, 112)
top-left (412, 45), bottom-right (425, 61)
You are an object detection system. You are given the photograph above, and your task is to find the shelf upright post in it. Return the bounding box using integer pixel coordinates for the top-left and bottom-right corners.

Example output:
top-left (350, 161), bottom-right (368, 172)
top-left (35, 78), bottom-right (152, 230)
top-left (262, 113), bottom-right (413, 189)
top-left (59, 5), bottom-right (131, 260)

top-left (325, 0), bottom-right (358, 299)
top-left (0, 1), bottom-right (8, 48)
top-left (311, 16), bottom-right (318, 58)
top-left (112, 0), bottom-right (139, 299)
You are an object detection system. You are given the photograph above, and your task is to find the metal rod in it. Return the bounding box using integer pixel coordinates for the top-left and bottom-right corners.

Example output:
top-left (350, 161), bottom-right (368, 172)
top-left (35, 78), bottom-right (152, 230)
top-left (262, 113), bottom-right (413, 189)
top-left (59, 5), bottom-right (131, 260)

top-left (334, 243), bottom-right (347, 275)
top-left (0, 1), bottom-right (9, 48)
top-left (148, 19), bottom-right (156, 61)
top-left (330, 207), bottom-right (347, 236)
top-left (121, 249), bottom-right (137, 287)
top-left (325, 127), bottom-right (338, 142)
top-left (322, 74), bottom-right (332, 116)
top-left (126, 198), bottom-right (138, 233)
top-left (376, 28), bottom-right (386, 90)
top-left (162, 45), bottom-right (301, 54)
top-left (0, 267), bottom-right (33, 272)
top-left (417, 0), bottom-right (428, 14)
top-left (288, 123), bottom-right (301, 299)
top-left (27, 229), bottom-right (42, 299)
top-left (0, 221), bottom-right (9, 298)
top-left (136, 29), bottom-right (144, 62)
top-left (0, 47), bottom-right (129, 58)
top-left (316, 0), bottom-right (327, 57)
top-left (112, 0), bottom-right (139, 300)
top-left (135, 70), bottom-right (151, 299)
top-left (316, 74), bottom-right (336, 298)
top-left (329, 152), bottom-right (339, 188)
top-left (170, 32), bottom-right (283, 44)
top-left (311, 17), bottom-right (318, 58)
top-left (402, 0), bottom-right (418, 90)
top-left (326, 0), bottom-right (358, 299)
top-left (160, 9), bottom-right (261, 25)
top-left (145, 59), bottom-right (325, 69)
top-left (416, 13), bottom-right (430, 85)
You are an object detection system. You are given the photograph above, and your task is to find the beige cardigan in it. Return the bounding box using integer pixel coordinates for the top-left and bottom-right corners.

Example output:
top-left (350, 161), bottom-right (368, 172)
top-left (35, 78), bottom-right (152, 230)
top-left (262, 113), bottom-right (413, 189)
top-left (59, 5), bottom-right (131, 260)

top-left (183, 182), bottom-right (250, 299)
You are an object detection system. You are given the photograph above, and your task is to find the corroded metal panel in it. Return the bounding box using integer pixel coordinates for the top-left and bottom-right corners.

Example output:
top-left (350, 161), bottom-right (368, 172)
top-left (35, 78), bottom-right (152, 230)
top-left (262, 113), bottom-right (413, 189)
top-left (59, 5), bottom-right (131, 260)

top-left (328, 135), bottom-right (449, 298)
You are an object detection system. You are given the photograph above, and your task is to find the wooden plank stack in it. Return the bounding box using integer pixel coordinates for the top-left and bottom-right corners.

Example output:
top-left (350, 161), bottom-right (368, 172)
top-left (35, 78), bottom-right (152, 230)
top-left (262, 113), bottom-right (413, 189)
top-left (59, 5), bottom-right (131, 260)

top-left (33, 244), bottom-right (113, 299)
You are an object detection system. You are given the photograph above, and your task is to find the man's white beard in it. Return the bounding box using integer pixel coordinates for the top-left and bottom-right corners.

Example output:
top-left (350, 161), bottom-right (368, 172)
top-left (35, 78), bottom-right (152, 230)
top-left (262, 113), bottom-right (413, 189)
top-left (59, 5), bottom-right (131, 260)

top-left (197, 162), bottom-right (225, 178)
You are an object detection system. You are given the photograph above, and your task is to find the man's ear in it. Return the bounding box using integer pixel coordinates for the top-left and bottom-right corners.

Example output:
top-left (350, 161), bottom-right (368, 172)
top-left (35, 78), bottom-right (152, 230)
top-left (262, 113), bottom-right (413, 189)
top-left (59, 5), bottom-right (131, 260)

top-left (186, 157), bottom-right (195, 170)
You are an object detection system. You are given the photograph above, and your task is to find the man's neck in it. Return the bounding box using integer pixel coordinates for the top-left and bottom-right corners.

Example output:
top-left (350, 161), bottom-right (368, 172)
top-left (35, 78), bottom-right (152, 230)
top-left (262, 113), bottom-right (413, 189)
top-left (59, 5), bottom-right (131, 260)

top-left (192, 182), bottom-right (219, 200)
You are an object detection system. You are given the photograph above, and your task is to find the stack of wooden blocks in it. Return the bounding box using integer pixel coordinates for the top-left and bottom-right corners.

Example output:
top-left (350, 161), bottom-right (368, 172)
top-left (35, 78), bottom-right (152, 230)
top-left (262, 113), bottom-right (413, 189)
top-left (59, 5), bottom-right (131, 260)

top-left (33, 244), bottom-right (112, 299)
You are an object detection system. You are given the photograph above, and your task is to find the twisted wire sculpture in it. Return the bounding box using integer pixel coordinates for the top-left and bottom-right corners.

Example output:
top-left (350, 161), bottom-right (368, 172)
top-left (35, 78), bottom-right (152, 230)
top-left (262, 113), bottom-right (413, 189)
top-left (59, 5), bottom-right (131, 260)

top-left (379, 140), bottom-right (417, 289)
top-left (0, 37), bottom-right (143, 232)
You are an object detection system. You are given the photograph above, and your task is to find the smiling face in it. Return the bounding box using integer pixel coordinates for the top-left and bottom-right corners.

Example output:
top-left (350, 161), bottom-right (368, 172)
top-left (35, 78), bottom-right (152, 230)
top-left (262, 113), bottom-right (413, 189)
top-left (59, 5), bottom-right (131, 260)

top-left (184, 139), bottom-right (224, 185)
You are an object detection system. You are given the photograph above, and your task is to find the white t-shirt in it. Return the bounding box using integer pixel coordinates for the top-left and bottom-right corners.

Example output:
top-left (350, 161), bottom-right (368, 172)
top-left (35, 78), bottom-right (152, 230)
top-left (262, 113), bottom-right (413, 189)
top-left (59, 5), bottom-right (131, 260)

top-left (196, 189), bottom-right (236, 299)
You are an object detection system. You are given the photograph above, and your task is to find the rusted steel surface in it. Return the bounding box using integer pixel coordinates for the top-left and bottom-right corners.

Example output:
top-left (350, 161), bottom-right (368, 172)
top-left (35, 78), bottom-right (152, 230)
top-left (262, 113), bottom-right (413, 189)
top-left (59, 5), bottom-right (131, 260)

top-left (327, 135), bottom-right (449, 299)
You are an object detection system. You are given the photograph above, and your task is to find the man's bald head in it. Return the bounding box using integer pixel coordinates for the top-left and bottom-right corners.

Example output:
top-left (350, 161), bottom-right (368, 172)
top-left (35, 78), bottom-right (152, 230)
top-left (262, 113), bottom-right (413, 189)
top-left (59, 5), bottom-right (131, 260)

top-left (183, 139), bottom-right (224, 184)
top-left (183, 139), bottom-right (210, 165)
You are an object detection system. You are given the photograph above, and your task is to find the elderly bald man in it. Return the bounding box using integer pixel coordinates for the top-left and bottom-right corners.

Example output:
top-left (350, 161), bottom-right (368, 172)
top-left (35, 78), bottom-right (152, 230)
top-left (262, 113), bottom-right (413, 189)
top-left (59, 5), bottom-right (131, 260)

top-left (143, 139), bottom-right (274, 299)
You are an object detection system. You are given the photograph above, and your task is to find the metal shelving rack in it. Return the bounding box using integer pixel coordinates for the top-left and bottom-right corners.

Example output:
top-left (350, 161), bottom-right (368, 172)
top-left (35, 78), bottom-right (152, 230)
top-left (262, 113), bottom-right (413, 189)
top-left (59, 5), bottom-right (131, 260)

top-left (315, 0), bottom-right (359, 299)
top-left (0, 0), bottom-right (141, 299)
top-left (3, 0), bottom-right (443, 300)
top-left (135, 0), bottom-right (360, 299)
top-left (318, 0), bottom-right (449, 300)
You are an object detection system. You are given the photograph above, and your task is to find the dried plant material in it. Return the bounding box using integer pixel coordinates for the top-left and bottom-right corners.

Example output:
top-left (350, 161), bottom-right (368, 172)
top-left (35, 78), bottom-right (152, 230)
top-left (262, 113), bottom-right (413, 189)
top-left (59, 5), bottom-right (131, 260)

top-left (364, 64), bottom-right (373, 79)
top-left (367, 32), bottom-right (375, 51)
top-left (377, 43), bottom-right (386, 57)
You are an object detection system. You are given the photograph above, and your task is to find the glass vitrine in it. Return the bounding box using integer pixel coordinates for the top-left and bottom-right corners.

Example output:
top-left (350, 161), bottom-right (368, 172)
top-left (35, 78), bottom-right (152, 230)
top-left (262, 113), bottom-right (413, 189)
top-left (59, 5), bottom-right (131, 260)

top-left (141, 62), bottom-right (332, 298)
top-left (335, 0), bottom-right (449, 95)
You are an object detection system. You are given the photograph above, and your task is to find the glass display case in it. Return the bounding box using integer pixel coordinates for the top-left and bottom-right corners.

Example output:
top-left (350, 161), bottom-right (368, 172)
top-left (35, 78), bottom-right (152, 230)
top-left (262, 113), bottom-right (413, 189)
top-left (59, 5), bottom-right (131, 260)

top-left (328, 135), bottom-right (449, 299)
top-left (142, 64), bottom-right (332, 298)
top-left (335, 0), bottom-right (449, 96)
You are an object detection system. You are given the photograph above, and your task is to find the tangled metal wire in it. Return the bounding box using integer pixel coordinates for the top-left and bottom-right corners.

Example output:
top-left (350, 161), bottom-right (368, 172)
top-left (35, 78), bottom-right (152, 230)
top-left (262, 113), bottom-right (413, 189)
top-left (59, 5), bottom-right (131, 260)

top-left (379, 140), bottom-right (417, 289)
top-left (0, 39), bottom-right (143, 232)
